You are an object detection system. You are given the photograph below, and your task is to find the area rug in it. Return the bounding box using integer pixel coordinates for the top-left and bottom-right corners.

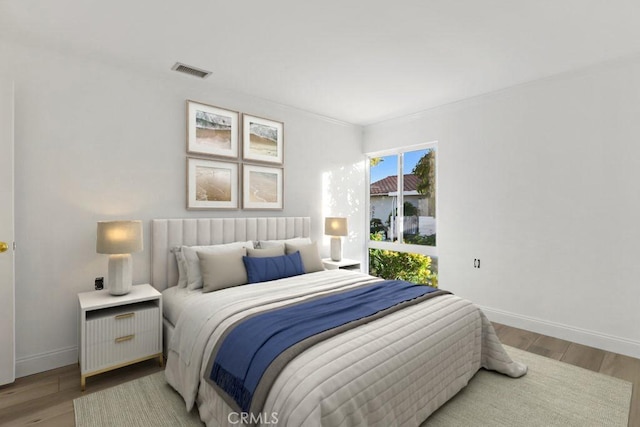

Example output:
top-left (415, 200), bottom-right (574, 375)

top-left (74, 373), bottom-right (202, 427)
top-left (74, 346), bottom-right (632, 427)
top-left (422, 346), bottom-right (632, 426)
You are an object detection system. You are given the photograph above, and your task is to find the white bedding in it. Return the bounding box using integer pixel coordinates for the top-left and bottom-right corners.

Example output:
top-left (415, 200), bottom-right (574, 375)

top-left (165, 270), bottom-right (526, 426)
top-left (162, 286), bottom-right (203, 326)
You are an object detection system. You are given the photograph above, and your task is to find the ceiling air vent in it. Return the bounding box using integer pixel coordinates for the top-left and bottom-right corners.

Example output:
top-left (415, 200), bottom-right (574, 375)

top-left (171, 62), bottom-right (212, 79)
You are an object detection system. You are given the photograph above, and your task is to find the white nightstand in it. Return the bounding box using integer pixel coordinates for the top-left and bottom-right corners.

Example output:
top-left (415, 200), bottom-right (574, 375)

top-left (322, 258), bottom-right (361, 271)
top-left (78, 283), bottom-right (163, 391)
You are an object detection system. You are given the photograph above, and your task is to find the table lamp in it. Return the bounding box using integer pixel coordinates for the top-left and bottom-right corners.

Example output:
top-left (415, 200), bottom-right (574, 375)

top-left (96, 220), bottom-right (143, 295)
top-left (325, 217), bottom-right (347, 262)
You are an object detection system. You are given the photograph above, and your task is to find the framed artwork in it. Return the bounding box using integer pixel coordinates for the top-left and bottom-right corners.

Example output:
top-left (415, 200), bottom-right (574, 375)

top-left (242, 114), bottom-right (284, 164)
top-left (187, 100), bottom-right (239, 158)
top-left (187, 157), bottom-right (239, 209)
top-left (242, 164), bottom-right (284, 210)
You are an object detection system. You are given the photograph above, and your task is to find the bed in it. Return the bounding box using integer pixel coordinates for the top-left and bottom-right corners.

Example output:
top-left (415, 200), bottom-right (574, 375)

top-left (151, 217), bottom-right (527, 426)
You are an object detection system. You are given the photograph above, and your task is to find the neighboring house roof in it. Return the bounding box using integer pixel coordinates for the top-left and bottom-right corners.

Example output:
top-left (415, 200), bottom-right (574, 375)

top-left (370, 174), bottom-right (419, 195)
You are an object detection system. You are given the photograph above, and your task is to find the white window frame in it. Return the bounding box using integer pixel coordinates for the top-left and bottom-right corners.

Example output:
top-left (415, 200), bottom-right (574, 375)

top-left (366, 141), bottom-right (438, 265)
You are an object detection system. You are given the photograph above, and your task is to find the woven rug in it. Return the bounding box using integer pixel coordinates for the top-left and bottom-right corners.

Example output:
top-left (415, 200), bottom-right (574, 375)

top-left (422, 346), bottom-right (632, 426)
top-left (74, 346), bottom-right (632, 427)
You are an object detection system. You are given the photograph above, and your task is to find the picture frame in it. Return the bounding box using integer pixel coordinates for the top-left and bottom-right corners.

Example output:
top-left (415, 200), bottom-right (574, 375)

top-left (242, 164), bottom-right (284, 210)
top-left (242, 114), bottom-right (284, 164)
top-left (187, 100), bottom-right (239, 159)
top-left (187, 157), bottom-right (239, 209)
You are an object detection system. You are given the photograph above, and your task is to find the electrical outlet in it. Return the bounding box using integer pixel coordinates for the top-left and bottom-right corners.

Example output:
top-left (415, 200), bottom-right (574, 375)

top-left (473, 258), bottom-right (481, 269)
top-left (95, 277), bottom-right (104, 290)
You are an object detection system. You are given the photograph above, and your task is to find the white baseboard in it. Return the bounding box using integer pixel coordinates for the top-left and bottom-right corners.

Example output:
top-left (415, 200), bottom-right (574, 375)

top-left (481, 305), bottom-right (640, 359)
top-left (16, 345), bottom-right (78, 378)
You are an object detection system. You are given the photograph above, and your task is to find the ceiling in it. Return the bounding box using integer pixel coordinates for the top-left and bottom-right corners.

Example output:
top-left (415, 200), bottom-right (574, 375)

top-left (2, 0), bottom-right (640, 125)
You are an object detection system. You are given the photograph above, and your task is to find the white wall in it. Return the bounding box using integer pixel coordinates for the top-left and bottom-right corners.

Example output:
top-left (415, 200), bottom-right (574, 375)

top-left (364, 56), bottom-right (640, 358)
top-left (0, 40), bottom-right (365, 376)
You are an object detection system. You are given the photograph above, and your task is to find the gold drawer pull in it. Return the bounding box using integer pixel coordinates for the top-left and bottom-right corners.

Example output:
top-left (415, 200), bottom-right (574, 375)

top-left (115, 334), bottom-right (134, 343)
top-left (115, 312), bottom-right (135, 320)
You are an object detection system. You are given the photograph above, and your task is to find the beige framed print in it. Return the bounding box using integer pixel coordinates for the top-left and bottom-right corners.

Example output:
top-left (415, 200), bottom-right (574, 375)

top-left (242, 164), bottom-right (284, 210)
top-left (187, 100), bottom-right (239, 158)
top-left (187, 157), bottom-right (239, 209)
top-left (242, 114), bottom-right (284, 164)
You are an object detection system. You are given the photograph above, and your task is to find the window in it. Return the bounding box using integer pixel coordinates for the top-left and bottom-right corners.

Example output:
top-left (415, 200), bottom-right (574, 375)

top-left (367, 143), bottom-right (437, 284)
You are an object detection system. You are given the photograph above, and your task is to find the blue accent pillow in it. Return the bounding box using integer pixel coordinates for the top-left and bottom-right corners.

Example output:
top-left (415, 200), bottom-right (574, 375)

top-left (243, 251), bottom-right (305, 284)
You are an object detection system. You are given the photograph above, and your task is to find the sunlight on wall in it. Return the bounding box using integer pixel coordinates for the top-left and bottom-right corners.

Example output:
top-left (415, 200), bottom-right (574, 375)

top-left (321, 159), bottom-right (366, 257)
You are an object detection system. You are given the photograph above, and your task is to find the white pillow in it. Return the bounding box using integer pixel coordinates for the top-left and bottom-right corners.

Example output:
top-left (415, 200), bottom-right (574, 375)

top-left (258, 237), bottom-right (311, 250)
top-left (182, 241), bottom-right (254, 290)
top-left (173, 248), bottom-right (187, 288)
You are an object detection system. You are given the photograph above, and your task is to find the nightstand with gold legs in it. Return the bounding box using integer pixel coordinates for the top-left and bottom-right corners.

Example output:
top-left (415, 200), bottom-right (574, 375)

top-left (78, 284), bottom-right (163, 391)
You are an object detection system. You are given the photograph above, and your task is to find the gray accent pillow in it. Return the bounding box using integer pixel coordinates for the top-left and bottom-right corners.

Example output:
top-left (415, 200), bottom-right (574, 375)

top-left (285, 241), bottom-right (324, 273)
top-left (198, 247), bottom-right (248, 293)
top-left (247, 246), bottom-right (285, 258)
top-left (182, 241), bottom-right (254, 290)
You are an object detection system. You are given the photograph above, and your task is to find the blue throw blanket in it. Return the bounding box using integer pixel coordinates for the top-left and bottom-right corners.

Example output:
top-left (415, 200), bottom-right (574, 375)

top-left (209, 280), bottom-right (440, 412)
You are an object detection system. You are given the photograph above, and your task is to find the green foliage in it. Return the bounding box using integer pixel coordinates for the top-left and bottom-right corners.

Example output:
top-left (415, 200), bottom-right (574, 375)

top-left (370, 157), bottom-right (383, 167)
top-left (412, 149), bottom-right (436, 197)
top-left (370, 218), bottom-right (386, 234)
top-left (369, 233), bottom-right (438, 287)
top-left (402, 201), bottom-right (418, 217)
top-left (386, 202), bottom-right (419, 225)
top-left (404, 233), bottom-right (436, 246)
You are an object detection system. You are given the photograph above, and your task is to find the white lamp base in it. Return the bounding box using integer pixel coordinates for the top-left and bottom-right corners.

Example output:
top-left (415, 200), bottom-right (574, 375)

top-left (330, 236), bottom-right (342, 262)
top-left (107, 254), bottom-right (133, 295)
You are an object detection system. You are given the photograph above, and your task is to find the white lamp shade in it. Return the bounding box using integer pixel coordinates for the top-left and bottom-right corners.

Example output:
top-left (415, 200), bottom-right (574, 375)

top-left (97, 220), bottom-right (142, 296)
top-left (97, 220), bottom-right (143, 254)
top-left (325, 217), bottom-right (348, 237)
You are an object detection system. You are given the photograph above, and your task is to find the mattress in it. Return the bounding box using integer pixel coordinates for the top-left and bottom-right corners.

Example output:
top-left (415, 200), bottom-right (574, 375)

top-left (164, 270), bottom-right (526, 426)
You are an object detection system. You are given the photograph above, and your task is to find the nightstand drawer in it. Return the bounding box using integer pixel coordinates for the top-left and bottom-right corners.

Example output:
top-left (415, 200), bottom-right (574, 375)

top-left (84, 329), bottom-right (160, 372)
top-left (85, 302), bottom-right (159, 345)
top-left (78, 284), bottom-right (163, 390)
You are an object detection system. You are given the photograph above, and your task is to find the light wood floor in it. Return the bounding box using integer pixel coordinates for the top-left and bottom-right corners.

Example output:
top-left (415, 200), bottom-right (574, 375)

top-left (0, 323), bottom-right (638, 427)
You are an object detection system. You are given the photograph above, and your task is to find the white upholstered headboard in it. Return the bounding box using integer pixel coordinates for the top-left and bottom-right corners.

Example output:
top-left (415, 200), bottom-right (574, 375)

top-left (151, 217), bottom-right (311, 291)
